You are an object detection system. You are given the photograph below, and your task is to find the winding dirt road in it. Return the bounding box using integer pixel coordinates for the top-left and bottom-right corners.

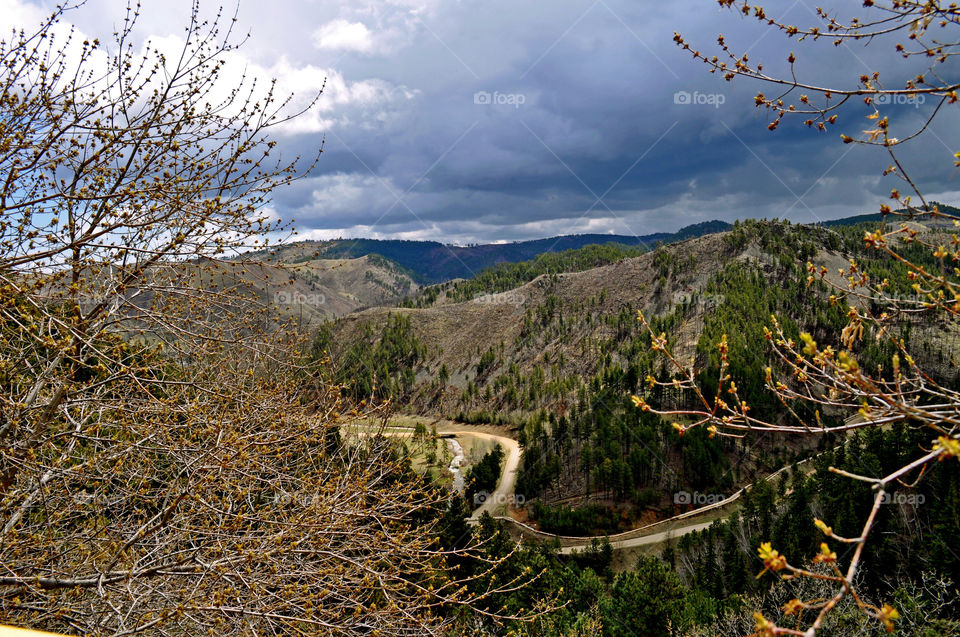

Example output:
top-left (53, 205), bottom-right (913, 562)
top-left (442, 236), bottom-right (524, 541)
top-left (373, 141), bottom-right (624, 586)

top-left (361, 415), bottom-right (852, 554)
top-left (368, 420), bottom-right (743, 552)
top-left (442, 431), bottom-right (521, 519)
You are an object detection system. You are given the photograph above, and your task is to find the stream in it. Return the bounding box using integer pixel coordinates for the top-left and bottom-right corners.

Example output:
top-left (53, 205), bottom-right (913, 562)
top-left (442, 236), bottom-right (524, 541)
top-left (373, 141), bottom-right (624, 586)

top-left (446, 438), bottom-right (465, 494)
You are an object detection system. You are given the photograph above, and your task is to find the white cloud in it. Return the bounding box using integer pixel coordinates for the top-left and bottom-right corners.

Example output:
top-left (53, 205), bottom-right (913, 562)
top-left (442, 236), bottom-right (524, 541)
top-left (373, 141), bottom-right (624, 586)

top-left (127, 41), bottom-right (415, 135)
top-left (308, 0), bottom-right (445, 58)
top-left (264, 62), bottom-right (417, 134)
top-left (0, 0), bottom-right (47, 33)
top-left (313, 19), bottom-right (375, 54)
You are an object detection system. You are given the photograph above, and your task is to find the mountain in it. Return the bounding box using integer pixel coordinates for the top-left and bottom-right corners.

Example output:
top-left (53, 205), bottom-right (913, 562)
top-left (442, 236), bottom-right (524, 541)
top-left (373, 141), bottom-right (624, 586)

top-left (254, 204), bottom-right (958, 286)
top-left (219, 205), bottom-right (957, 325)
top-left (819, 201), bottom-right (960, 227)
top-left (313, 217), bottom-right (960, 534)
top-left (255, 220), bottom-right (733, 283)
top-left (117, 254), bottom-right (419, 326)
top-left (236, 254), bottom-right (418, 323)
top-left (274, 253), bottom-right (418, 321)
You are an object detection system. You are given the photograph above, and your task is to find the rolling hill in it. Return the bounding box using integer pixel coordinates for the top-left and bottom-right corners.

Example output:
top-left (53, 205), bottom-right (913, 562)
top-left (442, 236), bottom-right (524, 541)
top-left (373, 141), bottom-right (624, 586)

top-left (313, 217), bottom-right (960, 533)
top-left (253, 220), bottom-right (733, 283)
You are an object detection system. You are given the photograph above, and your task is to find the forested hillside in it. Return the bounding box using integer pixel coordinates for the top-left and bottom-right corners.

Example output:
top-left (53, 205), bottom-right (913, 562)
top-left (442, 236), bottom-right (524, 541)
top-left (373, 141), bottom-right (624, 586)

top-left (429, 424), bottom-right (960, 636)
top-left (308, 216), bottom-right (960, 634)
top-left (317, 220), bottom-right (960, 534)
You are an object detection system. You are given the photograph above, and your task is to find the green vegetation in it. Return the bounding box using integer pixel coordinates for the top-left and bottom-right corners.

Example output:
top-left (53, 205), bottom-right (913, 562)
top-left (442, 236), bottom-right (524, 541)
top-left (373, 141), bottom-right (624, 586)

top-left (279, 221), bottom-right (733, 284)
top-left (529, 502), bottom-right (632, 536)
top-left (509, 220), bottom-right (956, 532)
top-left (319, 219), bottom-right (959, 535)
top-left (312, 217), bottom-right (960, 633)
top-left (662, 423), bottom-right (960, 632)
top-left (402, 242), bottom-right (648, 308)
top-left (430, 485), bottom-right (959, 635)
top-left (312, 313), bottom-right (425, 402)
top-left (464, 444), bottom-right (505, 505)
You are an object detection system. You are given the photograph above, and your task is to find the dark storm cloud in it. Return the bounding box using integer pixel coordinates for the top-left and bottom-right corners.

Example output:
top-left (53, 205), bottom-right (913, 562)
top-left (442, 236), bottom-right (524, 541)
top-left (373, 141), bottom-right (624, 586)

top-left (43, 0), bottom-right (960, 243)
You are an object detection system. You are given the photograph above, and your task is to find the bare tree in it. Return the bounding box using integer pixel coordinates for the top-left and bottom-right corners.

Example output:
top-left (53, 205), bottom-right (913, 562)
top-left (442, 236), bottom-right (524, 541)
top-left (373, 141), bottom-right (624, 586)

top-left (0, 3), bottom-right (545, 634)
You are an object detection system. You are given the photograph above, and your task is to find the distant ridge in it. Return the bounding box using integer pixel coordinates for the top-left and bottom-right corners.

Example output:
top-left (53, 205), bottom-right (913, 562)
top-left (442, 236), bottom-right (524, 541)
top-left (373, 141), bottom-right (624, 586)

top-left (818, 201), bottom-right (960, 227)
top-left (248, 206), bottom-right (959, 285)
top-left (262, 220), bottom-right (732, 283)
top-left (819, 213), bottom-right (885, 227)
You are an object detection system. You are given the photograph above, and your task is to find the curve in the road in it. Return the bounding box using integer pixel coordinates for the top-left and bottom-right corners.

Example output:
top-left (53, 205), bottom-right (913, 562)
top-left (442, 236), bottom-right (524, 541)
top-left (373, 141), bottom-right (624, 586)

top-left (362, 420), bottom-right (827, 552)
top-left (370, 422), bottom-right (739, 551)
top-left (439, 431), bottom-right (521, 519)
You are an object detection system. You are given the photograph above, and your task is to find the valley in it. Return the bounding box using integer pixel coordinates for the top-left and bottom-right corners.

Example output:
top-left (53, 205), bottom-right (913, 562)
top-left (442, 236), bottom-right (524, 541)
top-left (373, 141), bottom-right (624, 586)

top-left (6, 1), bottom-right (960, 633)
top-left (318, 219), bottom-right (957, 531)
top-left (298, 215), bottom-right (960, 632)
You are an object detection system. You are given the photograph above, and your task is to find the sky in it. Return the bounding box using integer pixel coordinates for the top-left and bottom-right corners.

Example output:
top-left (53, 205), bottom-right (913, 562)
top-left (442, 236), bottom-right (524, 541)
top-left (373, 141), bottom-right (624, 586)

top-left (8, 0), bottom-right (960, 244)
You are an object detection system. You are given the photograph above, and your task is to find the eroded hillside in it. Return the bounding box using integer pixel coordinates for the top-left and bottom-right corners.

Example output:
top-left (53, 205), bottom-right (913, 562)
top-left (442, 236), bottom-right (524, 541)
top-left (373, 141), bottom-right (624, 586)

top-left (317, 220), bottom-right (960, 534)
